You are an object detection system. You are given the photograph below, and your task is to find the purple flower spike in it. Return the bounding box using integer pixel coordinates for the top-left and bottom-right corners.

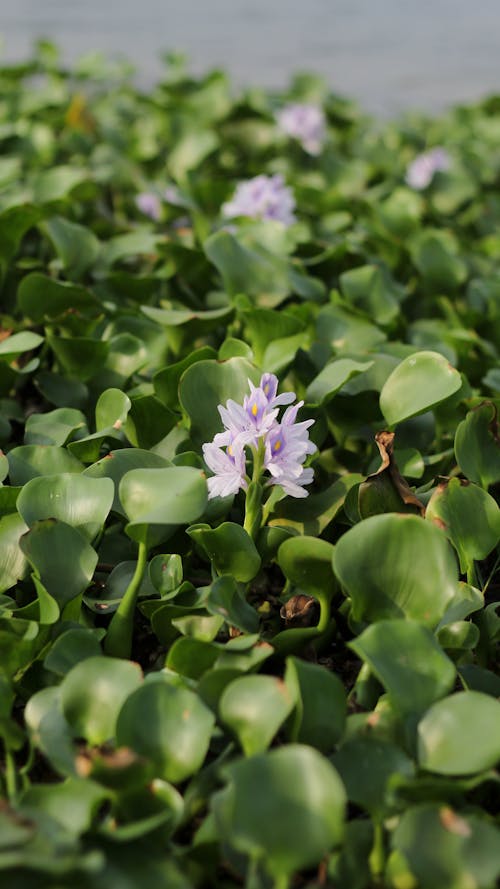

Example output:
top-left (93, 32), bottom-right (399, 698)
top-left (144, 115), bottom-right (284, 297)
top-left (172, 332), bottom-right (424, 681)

top-left (203, 374), bottom-right (315, 500)
top-left (222, 174), bottom-right (296, 226)
top-left (135, 192), bottom-right (162, 221)
top-left (276, 103), bottom-right (327, 156)
top-left (405, 147), bottom-right (451, 190)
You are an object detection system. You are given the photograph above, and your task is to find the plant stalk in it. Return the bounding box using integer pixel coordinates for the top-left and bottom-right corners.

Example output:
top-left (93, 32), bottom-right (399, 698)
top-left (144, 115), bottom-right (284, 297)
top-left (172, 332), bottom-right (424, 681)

top-left (104, 540), bottom-right (148, 658)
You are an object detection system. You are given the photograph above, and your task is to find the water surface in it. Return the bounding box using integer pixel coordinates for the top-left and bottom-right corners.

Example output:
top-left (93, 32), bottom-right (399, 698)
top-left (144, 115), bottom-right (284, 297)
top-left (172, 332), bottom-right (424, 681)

top-left (1, 0), bottom-right (500, 114)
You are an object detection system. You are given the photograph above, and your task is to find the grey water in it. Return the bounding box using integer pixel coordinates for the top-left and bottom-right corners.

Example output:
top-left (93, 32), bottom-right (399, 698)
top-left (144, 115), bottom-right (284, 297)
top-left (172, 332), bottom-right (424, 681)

top-left (1, 0), bottom-right (500, 115)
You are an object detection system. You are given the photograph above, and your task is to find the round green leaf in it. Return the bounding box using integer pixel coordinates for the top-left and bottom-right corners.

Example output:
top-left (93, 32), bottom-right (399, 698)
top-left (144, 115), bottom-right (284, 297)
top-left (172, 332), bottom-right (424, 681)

top-left (418, 691), bottom-right (500, 775)
top-left (20, 519), bottom-right (98, 608)
top-left (219, 675), bottom-right (294, 755)
top-left (332, 514), bottom-right (457, 626)
top-left (119, 466), bottom-right (208, 543)
top-left (391, 803), bottom-right (500, 889)
top-left (116, 679), bottom-right (215, 783)
top-left (60, 656), bottom-right (143, 745)
top-left (214, 745), bottom-right (346, 879)
top-left (17, 473), bottom-right (114, 540)
top-left (179, 357), bottom-right (259, 448)
top-left (380, 350), bottom-right (462, 426)
top-left (349, 620), bottom-right (456, 715)
top-left (188, 522), bottom-right (261, 582)
top-left (278, 535), bottom-right (336, 601)
top-left (83, 447), bottom-right (169, 516)
top-left (426, 477), bottom-right (500, 572)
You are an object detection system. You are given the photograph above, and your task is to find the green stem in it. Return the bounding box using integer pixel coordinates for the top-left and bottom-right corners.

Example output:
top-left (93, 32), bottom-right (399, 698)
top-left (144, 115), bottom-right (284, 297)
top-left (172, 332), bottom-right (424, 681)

top-left (368, 818), bottom-right (385, 883)
top-left (273, 874), bottom-right (290, 889)
top-left (4, 746), bottom-right (17, 801)
top-left (104, 540), bottom-right (148, 658)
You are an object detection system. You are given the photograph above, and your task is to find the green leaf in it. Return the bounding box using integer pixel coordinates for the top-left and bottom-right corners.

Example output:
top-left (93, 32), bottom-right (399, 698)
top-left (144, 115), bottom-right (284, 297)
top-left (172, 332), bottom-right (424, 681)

top-left (270, 473), bottom-right (362, 535)
top-left (339, 264), bottom-right (402, 325)
top-left (349, 620), bottom-right (456, 715)
top-left (219, 675), bottom-right (294, 755)
top-left (410, 228), bottom-right (467, 290)
top-left (153, 346), bottom-right (217, 409)
top-left (116, 679), bottom-right (215, 783)
top-left (454, 402), bottom-right (500, 488)
top-left (20, 519), bottom-right (98, 607)
top-left (17, 473), bottom-right (114, 540)
top-left (179, 357), bottom-right (259, 449)
top-left (20, 777), bottom-right (109, 837)
top-left (332, 737), bottom-right (415, 814)
top-left (213, 745), bottom-right (346, 879)
top-left (380, 351), bottom-right (462, 426)
top-left (60, 656), bottom-right (142, 745)
top-left (44, 628), bottom-right (102, 676)
top-left (17, 273), bottom-right (100, 321)
top-left (24, 407), bottom-right (87, 446)
top-left (188, 522), bottom-right (261, 582)
top-left (306, 358), bottom-right (373, 404)
top-left (390, 804), bottom-right (500, 889)
top-left (119, 466), bottom-right (208, 543)
top-left (278, 535), bottom-right (336, 601)
top-left (426, 477), bottom-right (500, 573)
top-left (418, 691), bottom-right (500, 775)
top-left (83, 448), bottom-right (169, 516)
top-left (0, 512), bottom-right (28, 593)
top-left (285, 657), bottom-right (346, 752)
top-left (47, 334), bottom-right (109, 381)
top-left (7, 445), bottom-right (83, 486)
top-left (0, 331), bottom-right (44, 362)
top-left (332, 514), bottom-right (458, 626)
top-left (205, 575), bottom-right (260, 633)
top-left (44, 216), bottom-right (101, 279)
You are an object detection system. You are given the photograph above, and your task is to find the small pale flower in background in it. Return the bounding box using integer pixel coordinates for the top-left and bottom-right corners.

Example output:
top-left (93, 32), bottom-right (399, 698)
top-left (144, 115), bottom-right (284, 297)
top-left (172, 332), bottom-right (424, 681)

top-left (221, 174), bottom-right (296, 226)
top-left (203, 373), bottom-right (315, 500)
top-left (135, 191), bottom-right (162, 221)
top-left (276, 103), bottom-right (327, 155)
top-left (405, 147), bottom-right (451, 190)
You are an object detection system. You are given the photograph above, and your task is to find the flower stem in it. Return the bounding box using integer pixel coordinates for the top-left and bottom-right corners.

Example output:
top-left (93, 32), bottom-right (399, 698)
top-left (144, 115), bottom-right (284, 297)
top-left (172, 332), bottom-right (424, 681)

top-left (104, 540), bottom-right (148, 659)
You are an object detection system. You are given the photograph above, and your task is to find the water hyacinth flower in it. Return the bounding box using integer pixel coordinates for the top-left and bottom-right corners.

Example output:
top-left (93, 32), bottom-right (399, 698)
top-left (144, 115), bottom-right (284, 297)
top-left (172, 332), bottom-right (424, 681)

top-left (135, 191), bottom-right (162, 221)
top-left (221, 174), bottom-right (296, 226)
top-left (276, 102), bottom-right (327, 155)
top-left (202, 373), bottom-right (315, 501)
top-left (405, 147), bottom-right (451, 190)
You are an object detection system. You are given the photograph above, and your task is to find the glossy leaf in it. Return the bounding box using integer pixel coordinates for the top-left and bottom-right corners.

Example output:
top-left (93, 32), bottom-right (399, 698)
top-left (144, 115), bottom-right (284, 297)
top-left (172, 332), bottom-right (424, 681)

top-left (219, 674), bottom-right (294, 755)
top-left (60, 656), bottom-right (142, 745)
top-left (332, 513), bottom-right (458, 626)
top-left (380, 350), bottom-right (462, 426)
top-left (418, 691), bottom-right (500, 775)
top-left (116, 679), bottom-right (215, 783)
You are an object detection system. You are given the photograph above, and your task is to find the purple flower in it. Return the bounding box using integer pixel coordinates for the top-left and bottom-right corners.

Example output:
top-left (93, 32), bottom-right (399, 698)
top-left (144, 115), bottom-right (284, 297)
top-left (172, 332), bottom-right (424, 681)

top-left (264, 402), bottom-right (316, 497)
top-left (405, 147), bottom-right (451, 190)
top-left (276, 103), bottom-right (327, 156)
top-left (135, 192), bottom-right (162, 221)
top-left (202, 438), bottom-right (248, 498)
top-left (221, 174), bottom-right (296, 226)
top-left (202, 373), bottom-right (315, 501)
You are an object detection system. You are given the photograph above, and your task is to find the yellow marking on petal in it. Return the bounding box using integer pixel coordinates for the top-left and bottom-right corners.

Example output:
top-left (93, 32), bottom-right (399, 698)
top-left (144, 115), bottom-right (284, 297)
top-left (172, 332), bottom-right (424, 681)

top-left (263, 384), bottom-right (270, 394)
top-left (228, 445), bottom-right (233, 456)
top-left (274, 439), bottom-right (282, 451)
top-left (251, 403), bottom-right (258, 417)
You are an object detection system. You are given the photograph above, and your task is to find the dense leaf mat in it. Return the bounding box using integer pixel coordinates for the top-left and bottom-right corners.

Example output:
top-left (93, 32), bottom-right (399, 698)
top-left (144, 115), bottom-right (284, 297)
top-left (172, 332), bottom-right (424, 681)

top-left (0, 43), bottom-right (499, 889)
